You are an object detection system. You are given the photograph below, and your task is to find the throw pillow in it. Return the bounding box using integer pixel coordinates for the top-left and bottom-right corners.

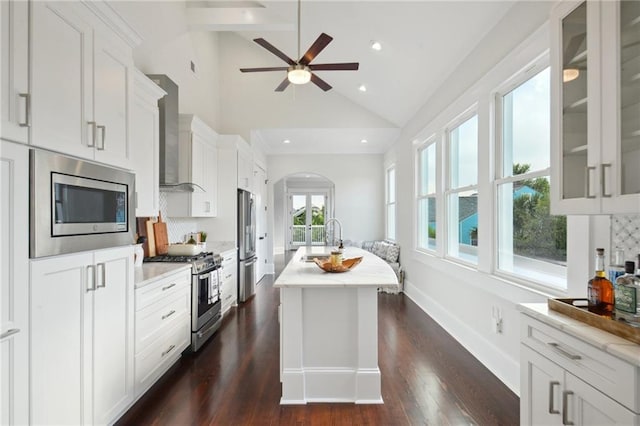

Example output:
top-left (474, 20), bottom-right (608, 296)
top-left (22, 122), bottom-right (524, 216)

top-left (386, 244), bottom-right (400, 263)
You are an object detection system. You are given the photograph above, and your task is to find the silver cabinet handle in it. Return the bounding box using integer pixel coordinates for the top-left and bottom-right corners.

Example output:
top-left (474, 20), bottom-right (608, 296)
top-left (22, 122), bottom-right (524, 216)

top-left (585, 166), bottom-right (597, 199)
top-left (18, 93), bottom-right (30, 127)
top-left (96, 263), bottom-right (106, 288)
top-left (161, 344), bottom-right (176, 357)
top-left (548, 381), bottom-right (560, 414)
top-left (97, 125), bottom-right (106, 150)
top-left (86, 265), bottom-right (96, 292)
top-left (162, 283), bottom-right (176, 291)
top-left (600, 163), bottom-right (612, 198)
top-left (161, 310), bottom-right (176, 320)
top-left (0, 329), bottom-right (20, 340)
top-left (87, 121), bottom-right (97, 147)
top-left (548, 342), bottom-right (581, 360)
top-left (562, 390), bottom-right (574, 425)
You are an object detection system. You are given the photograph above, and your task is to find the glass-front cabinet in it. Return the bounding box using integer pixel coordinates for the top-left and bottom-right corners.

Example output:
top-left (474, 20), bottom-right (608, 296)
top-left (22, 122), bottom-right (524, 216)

top-left (551, 0), bottom-right (640, 214)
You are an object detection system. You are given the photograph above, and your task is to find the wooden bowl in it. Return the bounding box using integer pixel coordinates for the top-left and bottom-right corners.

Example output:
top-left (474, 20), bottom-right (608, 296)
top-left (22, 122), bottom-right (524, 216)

top-left (313, 256), bottom-right (363, 273)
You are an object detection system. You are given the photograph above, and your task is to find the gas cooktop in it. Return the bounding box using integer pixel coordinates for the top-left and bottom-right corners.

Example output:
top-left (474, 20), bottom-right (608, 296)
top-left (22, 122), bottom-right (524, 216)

top-left (144, 252), bottom-right (221, 274)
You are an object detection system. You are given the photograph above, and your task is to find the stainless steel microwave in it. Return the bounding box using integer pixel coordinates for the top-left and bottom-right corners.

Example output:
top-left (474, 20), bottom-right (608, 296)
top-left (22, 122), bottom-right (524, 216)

top-left (30, 149), bottom-right (135, 258)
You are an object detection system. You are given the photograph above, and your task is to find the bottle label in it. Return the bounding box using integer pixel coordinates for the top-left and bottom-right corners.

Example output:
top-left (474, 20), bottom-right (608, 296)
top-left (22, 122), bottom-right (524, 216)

top-left (615, 286), bottom-right (637, 314)
top-left (588, 285), bottom-right (600, 305)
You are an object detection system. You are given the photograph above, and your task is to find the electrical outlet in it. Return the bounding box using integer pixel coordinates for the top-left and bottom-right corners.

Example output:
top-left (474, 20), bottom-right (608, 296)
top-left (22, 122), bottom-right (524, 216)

top-left (491, 306), bottom-right (503, 334)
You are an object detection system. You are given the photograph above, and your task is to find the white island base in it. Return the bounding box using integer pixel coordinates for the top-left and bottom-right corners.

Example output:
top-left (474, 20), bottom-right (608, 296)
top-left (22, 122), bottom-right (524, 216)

top-left (275, 247), bottom-right (398, 405)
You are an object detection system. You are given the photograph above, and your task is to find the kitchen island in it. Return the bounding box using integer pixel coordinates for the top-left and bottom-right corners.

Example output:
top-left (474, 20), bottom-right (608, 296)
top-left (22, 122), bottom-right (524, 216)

top-left (274, 246), bottom-right (398, 404)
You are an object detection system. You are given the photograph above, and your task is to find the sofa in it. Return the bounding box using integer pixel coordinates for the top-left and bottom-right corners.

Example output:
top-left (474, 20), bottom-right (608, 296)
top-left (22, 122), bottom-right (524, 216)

top-left (360, 240), bottom-right (403, 293)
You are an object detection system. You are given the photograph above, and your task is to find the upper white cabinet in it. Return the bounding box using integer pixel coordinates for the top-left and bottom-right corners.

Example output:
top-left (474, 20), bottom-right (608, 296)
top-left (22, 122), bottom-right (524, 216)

top-left (166, 115), bottom-right (218, 218)
top-left (1, 1), bottom-right (140, 170)
top-left (132, 70), bottom-right (166, 217)
top-left (0, 141), bottom-right (29, 426)
top-left (219, 134), bottom-right (254, 191)
top-left (30, 245), bottom-right (135, 425)
top-left (551, 0), bottom-right (640, 214)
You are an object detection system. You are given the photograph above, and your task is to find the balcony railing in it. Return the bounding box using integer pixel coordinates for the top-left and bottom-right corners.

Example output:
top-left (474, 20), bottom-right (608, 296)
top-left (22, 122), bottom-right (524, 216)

top-left (292, 225), bottom-right (326, 245)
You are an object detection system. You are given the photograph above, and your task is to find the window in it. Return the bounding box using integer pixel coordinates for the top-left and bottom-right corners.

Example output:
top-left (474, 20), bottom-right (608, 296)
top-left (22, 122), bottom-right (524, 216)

top-left (495, 67), bottom-right (567, 287)
top-left (446, 114), bottom-right (478, 264)
top-left (417, 142), bottom-right (437, 250)
top-left (386, 166), bottom-right (396, 240)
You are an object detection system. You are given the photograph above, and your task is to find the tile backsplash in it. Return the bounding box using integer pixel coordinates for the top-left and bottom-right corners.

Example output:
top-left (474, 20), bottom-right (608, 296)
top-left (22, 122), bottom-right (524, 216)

top-left (159, 192), bottom-right (199, 243)
top-left (611, 214), bottom-right (640, 263)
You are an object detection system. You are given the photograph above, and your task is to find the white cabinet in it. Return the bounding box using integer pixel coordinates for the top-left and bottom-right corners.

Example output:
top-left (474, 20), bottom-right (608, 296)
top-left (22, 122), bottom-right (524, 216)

top-left (134, 269), bottom-right (191, 398)
top-left (237, 143), bottom-right (253, 191)
top-left (0, 141), bottom-right (29, 425)
top-left (550, 0), bottom-right (640, 214)
top-left (132, 70), bottom-right (166, 217)
top-left (220, 249), bottom-right (238, 313)
top-left (1, 1), bottom-right (139, 169)
top-left (520, 312), bottom-right (640, 425)
top-left (166, 115), bottom-right (218, 218)
top-left (30, 245), bottom-right (135, 425)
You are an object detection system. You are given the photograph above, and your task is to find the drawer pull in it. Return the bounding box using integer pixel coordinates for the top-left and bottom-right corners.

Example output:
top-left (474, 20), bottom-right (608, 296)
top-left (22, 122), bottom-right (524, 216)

top-left (161, 344), bottom-right (176, 357)
top-left (0, 329), bottom-right (20, 340)
top-left (548, 381), bottom-right (560, 414)
top-left (162, 283), bottom-right (176, 291)
top-left (162, 310), bottom-right (176, 320)
top-left (548, 342), bottom-right (581, 360)
top-left (562, 390), bottom-right (574, 425)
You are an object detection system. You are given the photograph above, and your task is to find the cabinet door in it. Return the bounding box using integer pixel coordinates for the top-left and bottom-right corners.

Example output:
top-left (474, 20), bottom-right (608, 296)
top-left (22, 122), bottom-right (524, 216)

top-left (92, 246), bottom-right (134, 424)
top-left (190, 134), bottom-right (206, 216)
top-left (520, 345), bottom-right (564, 426)
top-left (30, 252), bottom-right (94, 425)
top-left (0, 142), bottom-right (29, 425)
top-left (203, 141), bottom-right (218, 217)
top-left (93, 34), bottom-right (132, 169)
top-left (30, 2), bottom-right (93, 158)
top-left (0, 0), bottom-right (29, 144)
top-left (564, 373), bottom-right (637, 426)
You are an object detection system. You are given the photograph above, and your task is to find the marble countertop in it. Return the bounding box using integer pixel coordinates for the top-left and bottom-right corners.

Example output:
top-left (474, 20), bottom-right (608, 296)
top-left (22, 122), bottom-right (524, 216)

top-left (206, 240), bottom-right (236, 255)
top-left (519, 303), bottom-right (640, 367)
top-left (274, 246), bottom-right (399, 288)
top-left (134, 263), bottom-right (191, 289)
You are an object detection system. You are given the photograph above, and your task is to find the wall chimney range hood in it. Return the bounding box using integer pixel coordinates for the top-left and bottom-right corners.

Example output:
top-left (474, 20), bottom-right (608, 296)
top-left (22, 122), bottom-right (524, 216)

top-left (147, 74), bottom-right (204, 193)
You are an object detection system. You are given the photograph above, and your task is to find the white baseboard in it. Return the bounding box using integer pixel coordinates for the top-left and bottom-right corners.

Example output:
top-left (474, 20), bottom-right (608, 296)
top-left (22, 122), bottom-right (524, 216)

top-left (403, 279), bottom-right (520, 396)
top-left (275, 246), bottom-right (285, 255)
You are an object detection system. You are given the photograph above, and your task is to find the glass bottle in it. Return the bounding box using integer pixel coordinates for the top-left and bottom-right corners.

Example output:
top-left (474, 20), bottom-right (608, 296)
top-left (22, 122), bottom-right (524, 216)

top-left (615, 261), bottom-right (640, 324)
top-left (588, 248), bottom-right (614, 315)
top-left (608, 247), bottom-right (625, 283)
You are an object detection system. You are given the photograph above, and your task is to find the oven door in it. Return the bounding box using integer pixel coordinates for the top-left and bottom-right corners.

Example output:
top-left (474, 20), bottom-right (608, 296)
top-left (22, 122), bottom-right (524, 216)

top-left (193, 268), bottom-right (220, 331)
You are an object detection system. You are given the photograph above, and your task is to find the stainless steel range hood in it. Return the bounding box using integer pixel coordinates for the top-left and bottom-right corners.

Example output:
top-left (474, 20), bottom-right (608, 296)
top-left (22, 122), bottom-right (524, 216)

top-left (147, 74), bottom-right (203, 193)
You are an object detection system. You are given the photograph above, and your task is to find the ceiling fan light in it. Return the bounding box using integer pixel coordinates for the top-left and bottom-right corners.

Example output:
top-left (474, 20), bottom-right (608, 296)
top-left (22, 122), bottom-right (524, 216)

top-left (288, 66), bottom-right (312, 85)
top-left (563, 68), bottom-right (579, 83)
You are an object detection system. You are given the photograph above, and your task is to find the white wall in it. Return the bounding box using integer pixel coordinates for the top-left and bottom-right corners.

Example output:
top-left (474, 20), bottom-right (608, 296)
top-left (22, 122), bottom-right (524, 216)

top-left (268, 154), bottom-right (384, 257)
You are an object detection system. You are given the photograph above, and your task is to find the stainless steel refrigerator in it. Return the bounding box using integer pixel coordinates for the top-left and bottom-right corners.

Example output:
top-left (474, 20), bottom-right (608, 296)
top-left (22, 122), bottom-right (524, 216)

top-left (238, 189), bottom-right (256, 302)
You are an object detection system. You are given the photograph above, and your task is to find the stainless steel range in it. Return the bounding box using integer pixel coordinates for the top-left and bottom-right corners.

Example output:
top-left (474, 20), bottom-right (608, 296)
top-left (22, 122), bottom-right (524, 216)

top-left (144, 252), bottom-right (222, 352)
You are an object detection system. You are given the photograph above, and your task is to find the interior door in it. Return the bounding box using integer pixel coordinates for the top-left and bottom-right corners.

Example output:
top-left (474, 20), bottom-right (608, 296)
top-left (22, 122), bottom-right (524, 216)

top-left (288, 192), bottom-right (327, 249)
top-left (254, 165), bottom-right (268, 282)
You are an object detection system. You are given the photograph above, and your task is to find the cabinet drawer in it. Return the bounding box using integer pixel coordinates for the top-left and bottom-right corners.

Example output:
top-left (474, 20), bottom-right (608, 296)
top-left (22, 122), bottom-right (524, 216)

top-left (135, 289), bottom-right (190, 353)
top-left (134, 319), bottom-right (190, 397)
top-left (221, 252), bottom-right (236, 268)
top-left (521, 314), bottom-right (639, 412)
top-left (136, 270), bottom-right (190, 311)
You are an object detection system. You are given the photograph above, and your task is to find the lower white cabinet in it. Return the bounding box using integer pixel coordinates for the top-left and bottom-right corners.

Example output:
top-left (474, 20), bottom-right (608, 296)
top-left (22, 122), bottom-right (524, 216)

top-left (220, 249), bottom-right (238, 313)
top-left (30, 245), bottom-right (135, 425)
top-left (520, 312), bottom-right (639, 426)
top-left (134, 269), bottom-right (191, 398)
top-left (0, 141), bottom-right (29, 425)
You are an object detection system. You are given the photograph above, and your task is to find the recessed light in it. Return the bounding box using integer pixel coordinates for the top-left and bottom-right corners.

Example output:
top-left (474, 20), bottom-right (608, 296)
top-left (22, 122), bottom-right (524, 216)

top-left (361, 139), bottom-right (368, 144)
top-left (283, 139), bottom-right (290, 144)
top-left (370, 41), bottom-right (382, 51)
top-left (358, 84), bottom-right (367, 92)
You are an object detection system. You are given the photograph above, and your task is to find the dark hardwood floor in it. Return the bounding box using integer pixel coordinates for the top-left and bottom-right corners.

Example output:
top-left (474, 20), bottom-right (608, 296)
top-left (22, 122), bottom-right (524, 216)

top-left (117, 254), bottom-right (519, 425)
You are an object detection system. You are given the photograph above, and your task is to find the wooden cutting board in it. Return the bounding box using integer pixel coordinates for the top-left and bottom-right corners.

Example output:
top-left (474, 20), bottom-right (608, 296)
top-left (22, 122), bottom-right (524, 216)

top-left (146, 219), bottom-right (157, 257)
top-left (153, 211), bottom-right (168, 255)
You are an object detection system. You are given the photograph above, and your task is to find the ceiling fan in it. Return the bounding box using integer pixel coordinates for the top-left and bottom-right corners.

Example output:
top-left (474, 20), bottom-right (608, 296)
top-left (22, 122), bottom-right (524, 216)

top-left (239, 0), bottom-right (359, 92)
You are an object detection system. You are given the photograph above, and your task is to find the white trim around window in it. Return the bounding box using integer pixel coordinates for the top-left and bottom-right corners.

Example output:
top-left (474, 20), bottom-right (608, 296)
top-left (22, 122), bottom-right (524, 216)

top-left (385, 164), bottom-right (396, 241)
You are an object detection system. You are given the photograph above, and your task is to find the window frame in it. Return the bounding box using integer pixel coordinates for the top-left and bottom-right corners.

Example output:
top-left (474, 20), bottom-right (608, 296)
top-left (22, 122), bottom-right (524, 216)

top-left (385, 164), bottom-right (397, 241)
top-left (415, 136), bottom-right (438, 253)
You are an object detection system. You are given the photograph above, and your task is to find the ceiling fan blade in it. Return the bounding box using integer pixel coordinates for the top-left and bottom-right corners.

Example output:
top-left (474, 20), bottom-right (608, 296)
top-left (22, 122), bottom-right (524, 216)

top-left (563, 33), bottom-right (586, 65)
top-left (299, 33), bottom-right (333, 66)
top-left (309, 62), bottom-right (359, 71)
top-left (240, 67), bottom-right (289, 73)
top-left (275, 78), bottom-right (291, 92)
top-left (253, 38), bottom-right (296, 65)
top-left (310, 73), bottom-right (332, 91)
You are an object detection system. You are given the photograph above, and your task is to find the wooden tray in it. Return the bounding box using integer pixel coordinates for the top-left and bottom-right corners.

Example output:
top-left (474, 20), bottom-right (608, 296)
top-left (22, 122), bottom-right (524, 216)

top-left (548, 298), bottom-right (640, 345)
top-left (313, 257), bottom-right (362, 273)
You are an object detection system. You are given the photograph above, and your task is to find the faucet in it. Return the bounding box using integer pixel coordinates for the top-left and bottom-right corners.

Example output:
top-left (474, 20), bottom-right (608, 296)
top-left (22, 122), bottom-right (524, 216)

top-left (325, 218), bottom-right (343, 248)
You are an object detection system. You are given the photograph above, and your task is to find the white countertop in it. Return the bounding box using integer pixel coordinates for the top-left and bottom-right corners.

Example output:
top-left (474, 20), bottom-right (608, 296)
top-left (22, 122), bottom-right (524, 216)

top-left (206, 240), bottom-right (236, 255)
top-left (134, 263), bottom-right (191, 289)
top-left (274, 246), bottom-right (399, 288)
top-left (519, 303), bottom-right (640, 367)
